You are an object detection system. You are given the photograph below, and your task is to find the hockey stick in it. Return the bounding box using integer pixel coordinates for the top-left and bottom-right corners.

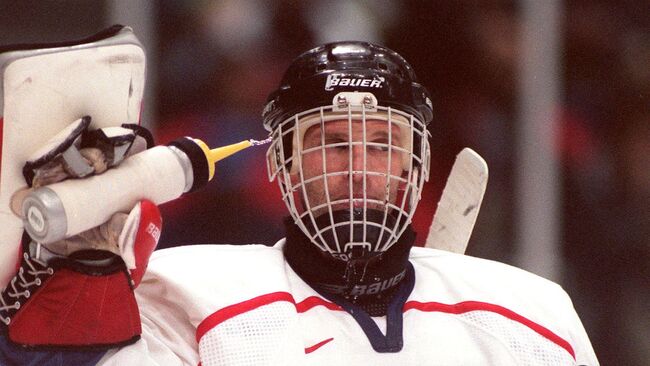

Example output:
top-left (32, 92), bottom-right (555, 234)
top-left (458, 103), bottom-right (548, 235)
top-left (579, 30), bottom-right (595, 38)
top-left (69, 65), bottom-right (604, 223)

top-left (424, 148), bottom-right (488, 254)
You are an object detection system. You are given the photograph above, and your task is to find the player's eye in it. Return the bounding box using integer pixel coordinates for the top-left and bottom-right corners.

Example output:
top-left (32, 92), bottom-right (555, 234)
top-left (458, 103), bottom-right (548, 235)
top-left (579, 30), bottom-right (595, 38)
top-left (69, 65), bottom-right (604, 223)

top-left (323, 138), bottom-right (349, 149)
top-left (367, 139), bottom-right (390, 152)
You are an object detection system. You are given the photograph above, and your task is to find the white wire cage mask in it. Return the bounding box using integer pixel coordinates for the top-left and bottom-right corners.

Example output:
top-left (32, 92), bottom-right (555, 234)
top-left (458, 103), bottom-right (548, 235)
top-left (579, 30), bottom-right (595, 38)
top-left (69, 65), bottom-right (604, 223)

top-left (267, 92), bottom-right (431, 261)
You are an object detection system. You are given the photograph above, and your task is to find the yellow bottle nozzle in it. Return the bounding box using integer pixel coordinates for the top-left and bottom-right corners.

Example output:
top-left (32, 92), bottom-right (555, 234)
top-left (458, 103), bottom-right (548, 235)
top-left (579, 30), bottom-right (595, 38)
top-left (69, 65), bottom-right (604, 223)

top-left (209, 140), bottom-right (252, 163)
top-left (193, 137), bottom-right (270, 181)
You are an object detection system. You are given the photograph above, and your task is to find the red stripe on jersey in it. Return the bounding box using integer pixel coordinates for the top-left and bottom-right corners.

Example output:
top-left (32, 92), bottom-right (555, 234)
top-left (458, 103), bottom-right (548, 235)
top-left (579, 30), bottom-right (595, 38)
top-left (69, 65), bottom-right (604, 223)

top-left (196, 292), bottom-right (339, 342)
top-left (403, 300), bottom-right (576, 360)
top-left (196, 292), bottom-right (294, 342)
top-left (296, 296), bottom-right (341, 312)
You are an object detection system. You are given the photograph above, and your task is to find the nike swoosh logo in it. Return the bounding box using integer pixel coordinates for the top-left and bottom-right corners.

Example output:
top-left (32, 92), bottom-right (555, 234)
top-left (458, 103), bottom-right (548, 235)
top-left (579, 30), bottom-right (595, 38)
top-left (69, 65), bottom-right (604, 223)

top-left (304, 337), bottom-right (334, 354)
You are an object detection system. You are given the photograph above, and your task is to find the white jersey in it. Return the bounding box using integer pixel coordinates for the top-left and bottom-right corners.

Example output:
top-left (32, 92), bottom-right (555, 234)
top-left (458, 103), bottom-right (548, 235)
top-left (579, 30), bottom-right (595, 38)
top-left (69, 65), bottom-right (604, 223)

top-left (98, 241), bottom-right (598, 366)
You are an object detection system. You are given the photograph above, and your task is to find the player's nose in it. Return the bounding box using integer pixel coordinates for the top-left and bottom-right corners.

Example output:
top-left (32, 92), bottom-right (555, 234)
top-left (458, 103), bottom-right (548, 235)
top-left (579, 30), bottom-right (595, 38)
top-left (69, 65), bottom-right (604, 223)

top-left (348, 145), bottom-right (366, 182)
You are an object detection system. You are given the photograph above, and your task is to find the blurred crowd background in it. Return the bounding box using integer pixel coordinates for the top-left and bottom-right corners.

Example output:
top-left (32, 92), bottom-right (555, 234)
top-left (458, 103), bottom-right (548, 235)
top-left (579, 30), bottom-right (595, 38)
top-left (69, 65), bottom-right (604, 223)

top-left (1, 1), bottom-right (648, 365)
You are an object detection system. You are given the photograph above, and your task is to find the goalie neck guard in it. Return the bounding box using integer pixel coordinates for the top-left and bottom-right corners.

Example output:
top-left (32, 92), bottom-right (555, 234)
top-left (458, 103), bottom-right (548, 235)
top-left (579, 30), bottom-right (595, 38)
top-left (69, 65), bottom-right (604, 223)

top-left (264, 41), bottom-right (433, 261)
top-left (0, 25), bottom-right (146, 287)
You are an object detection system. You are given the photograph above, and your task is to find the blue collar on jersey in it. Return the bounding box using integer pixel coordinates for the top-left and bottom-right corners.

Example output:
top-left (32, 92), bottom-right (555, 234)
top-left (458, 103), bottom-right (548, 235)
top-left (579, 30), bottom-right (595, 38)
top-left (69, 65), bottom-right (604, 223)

top-left (314, 262), bottom-right (415, 353)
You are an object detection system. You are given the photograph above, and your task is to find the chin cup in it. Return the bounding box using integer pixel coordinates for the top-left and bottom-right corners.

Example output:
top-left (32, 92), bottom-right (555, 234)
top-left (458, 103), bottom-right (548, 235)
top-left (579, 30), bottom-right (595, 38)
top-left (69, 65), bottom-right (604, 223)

top-left (306, 208), bottom-right (403, 261)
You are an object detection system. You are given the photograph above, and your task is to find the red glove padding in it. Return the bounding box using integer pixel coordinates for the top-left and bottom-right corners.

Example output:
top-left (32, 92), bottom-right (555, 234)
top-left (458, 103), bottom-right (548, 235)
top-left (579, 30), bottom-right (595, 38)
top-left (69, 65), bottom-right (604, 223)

top-left (0, 200), bottom-right (161, 348)
top-left (117, 200), bottom-right (162, 288)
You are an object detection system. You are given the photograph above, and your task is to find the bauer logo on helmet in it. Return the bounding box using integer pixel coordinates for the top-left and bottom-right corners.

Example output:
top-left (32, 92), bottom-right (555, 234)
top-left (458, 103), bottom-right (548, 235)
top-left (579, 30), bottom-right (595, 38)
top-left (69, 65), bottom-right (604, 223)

top-left (325, 73), bottom-right (384, 91)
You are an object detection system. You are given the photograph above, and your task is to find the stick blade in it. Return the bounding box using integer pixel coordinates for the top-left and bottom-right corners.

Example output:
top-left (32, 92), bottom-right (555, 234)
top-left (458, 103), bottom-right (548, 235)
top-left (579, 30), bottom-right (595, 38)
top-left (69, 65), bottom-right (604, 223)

top-left (424, 148), bottom-right (488, 254)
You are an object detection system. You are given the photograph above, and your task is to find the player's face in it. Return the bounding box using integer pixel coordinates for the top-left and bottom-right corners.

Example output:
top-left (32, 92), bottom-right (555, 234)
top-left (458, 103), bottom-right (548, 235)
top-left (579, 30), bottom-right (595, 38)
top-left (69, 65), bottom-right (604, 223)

top-left (294, 119), bottom-right (406, 216)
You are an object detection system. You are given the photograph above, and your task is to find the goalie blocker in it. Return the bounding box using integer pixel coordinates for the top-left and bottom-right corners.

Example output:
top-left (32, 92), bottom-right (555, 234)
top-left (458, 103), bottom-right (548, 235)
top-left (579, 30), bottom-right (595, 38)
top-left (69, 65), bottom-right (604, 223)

top-left (0, 25), bottom-right (145, 288)
top-left (0, 26), bottom-right (160, 349)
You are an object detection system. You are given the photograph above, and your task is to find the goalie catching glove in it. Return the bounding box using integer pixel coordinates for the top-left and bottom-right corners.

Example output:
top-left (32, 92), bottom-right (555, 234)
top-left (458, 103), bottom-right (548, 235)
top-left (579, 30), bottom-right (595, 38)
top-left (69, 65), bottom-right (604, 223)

top-left (0, 118), bottom-right (161, 349)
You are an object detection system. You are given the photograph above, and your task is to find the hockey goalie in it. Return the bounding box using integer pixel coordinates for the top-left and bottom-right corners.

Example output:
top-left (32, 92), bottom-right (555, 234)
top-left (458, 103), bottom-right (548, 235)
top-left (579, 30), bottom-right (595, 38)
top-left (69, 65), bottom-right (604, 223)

top-left (0, 26), bottom-right (598, 365)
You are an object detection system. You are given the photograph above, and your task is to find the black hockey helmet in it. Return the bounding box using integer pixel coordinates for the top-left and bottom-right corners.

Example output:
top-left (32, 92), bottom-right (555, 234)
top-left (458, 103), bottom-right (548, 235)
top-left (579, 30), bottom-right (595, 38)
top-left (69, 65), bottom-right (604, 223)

top-left (262, 41), bottom-right (433, 131)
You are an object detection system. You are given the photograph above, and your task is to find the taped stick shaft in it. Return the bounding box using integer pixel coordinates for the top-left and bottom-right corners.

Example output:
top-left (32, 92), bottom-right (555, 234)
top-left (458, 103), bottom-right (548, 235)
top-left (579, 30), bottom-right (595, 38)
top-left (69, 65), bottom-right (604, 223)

top-left (424, 148), bottom-right (488, 254)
